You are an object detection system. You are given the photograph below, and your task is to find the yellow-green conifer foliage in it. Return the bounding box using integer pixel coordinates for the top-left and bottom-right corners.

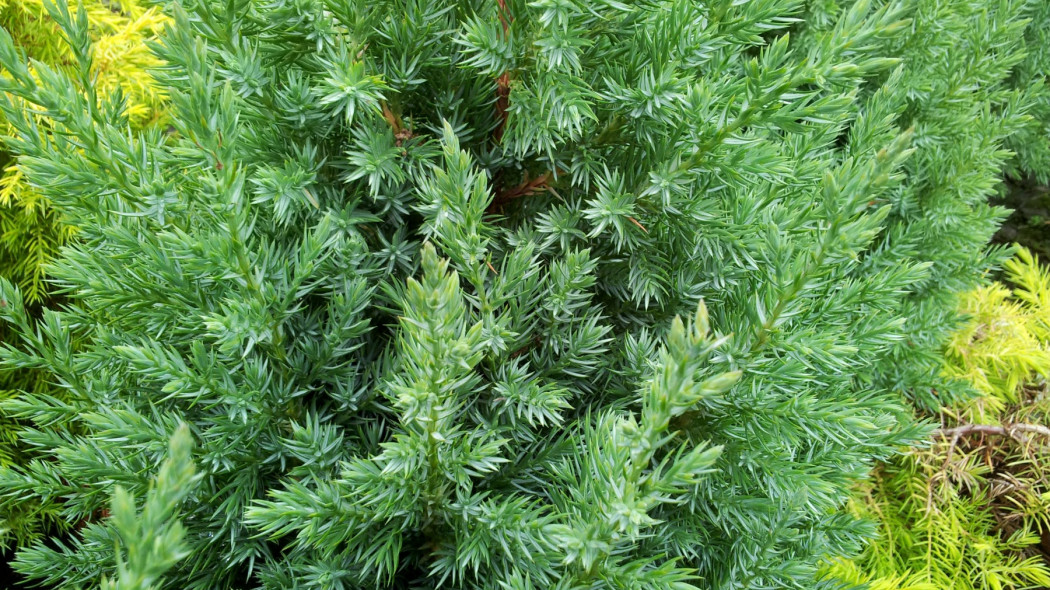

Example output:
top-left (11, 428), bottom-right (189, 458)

top-left (945, 248), bottom-right (1050, 410)
top-left (0, 0), bottom-right (167, 304)
top-left (828, 247), bottom-right (1050, 590)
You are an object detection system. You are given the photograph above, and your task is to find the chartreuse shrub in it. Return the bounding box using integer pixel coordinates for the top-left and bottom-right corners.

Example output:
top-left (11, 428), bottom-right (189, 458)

top-left (0, 0), bottom-right (1032, 588)
top-left (825, 247), bottom-right (1050, 590)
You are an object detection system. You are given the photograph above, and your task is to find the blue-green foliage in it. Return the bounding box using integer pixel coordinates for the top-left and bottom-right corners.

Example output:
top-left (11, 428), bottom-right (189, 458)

top-left (0, 0), bottom-right (1035, 588)
top-left (1005, 0), bottom-right (1050, 184)
top-left (799, 0), bottom-right (1038, 412)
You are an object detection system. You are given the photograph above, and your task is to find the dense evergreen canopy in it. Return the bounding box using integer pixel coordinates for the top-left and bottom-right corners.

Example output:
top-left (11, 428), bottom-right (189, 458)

top-left (0, 0), bottom-right (1041, 588)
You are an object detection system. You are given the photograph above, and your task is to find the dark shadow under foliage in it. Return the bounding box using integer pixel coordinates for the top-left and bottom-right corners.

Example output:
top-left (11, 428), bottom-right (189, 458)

top-left (994, 178), bottom-right (1050, 260)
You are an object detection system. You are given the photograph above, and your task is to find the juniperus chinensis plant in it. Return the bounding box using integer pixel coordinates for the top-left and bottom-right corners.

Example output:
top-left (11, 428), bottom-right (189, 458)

top-left (1004, 0), bottom-right (1050, 185)
top-left (824, 247), bottom-right (1050, 590)
top-left (0, 0), bottom-right (1029, 587)
top-left (799, 0), bottom-right (1038, 413)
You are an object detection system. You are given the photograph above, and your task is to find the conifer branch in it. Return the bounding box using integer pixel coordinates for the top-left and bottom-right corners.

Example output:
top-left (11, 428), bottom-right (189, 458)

top-left (933, 423), bottom-right (1050, 442)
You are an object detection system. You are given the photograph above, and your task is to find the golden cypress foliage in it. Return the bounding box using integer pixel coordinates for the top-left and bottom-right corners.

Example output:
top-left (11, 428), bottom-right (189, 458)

top-left (829, 248), bottom-right (1050, 590)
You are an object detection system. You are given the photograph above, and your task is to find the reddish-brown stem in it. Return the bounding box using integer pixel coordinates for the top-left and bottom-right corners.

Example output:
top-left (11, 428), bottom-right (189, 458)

top-left (493, 72), bottom-right (511, 145)
top-left (487, 171), bottom-right (554, 214)
top-left (496, 0), bottom-right (510, 33)
top-left (381, 102), bottom-right (401, 134)
top-left (491, 0), bottom-right (514, 147)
